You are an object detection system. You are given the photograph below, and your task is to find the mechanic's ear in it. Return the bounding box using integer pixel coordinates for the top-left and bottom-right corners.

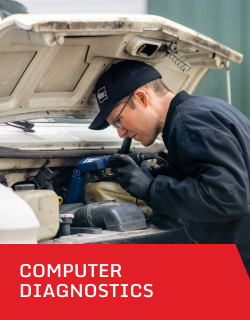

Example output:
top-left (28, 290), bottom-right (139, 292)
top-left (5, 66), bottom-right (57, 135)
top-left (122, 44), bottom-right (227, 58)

top-left (134, 90), bottom-right (148, 108)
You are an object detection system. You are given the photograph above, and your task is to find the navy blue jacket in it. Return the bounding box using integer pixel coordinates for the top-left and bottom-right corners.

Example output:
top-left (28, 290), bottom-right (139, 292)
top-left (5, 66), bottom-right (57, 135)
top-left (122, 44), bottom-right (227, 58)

top-left (150, 91), bottom-right (250, 261)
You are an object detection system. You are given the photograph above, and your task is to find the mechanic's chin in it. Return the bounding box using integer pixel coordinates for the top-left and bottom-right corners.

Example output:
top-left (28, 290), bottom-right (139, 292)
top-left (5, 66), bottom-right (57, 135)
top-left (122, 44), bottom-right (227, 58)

top-left (132, 134), bottom-right (154, 147)
top-left (139, 137), bottom-right (155, 147)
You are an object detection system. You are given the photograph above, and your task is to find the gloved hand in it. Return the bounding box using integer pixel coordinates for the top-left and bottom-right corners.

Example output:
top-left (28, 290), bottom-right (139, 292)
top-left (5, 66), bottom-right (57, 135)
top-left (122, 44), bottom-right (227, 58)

top-left (141, 161), bottom-right (169, 178)
top-left (140, 161), bottom-right (156, 176)
top-left (110, 154), bottom-right (154, 201)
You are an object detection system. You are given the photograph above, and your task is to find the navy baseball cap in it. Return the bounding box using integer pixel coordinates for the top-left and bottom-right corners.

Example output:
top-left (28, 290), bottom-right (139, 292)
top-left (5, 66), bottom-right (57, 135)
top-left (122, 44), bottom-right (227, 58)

top-left (89, 60), bottom-right (162, 130)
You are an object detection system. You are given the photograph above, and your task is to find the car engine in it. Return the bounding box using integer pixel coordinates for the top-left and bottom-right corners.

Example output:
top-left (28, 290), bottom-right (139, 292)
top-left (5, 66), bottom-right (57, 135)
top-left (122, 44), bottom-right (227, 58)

top-left (0, 122), bottom-right (189, 244)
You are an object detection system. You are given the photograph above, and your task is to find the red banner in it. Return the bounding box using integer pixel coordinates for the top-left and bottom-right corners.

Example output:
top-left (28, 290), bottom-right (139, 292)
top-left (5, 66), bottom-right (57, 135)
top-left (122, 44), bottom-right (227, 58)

top-left (0, 244), bottom-right (249, 320)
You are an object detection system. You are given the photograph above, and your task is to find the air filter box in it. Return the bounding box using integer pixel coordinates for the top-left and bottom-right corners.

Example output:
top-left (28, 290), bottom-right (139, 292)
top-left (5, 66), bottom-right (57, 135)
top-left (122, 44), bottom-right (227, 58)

top-left (71, 201), bottom-right (146, 232)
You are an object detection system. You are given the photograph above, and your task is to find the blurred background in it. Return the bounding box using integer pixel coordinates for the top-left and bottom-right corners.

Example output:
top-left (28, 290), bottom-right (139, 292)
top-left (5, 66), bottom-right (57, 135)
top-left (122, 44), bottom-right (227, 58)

top-left (0, 0), bottom-right (249, 118)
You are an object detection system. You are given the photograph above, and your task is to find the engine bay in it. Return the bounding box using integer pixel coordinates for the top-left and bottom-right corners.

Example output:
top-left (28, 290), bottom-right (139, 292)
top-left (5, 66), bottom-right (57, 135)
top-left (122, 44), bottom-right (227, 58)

top-left (0, 123), bottom-right (189, 244)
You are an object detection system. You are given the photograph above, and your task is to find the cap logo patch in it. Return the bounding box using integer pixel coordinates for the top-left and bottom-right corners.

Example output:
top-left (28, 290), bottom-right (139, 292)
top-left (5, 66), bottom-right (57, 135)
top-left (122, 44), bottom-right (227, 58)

top-left (97, 87), bottom-right (108, 103)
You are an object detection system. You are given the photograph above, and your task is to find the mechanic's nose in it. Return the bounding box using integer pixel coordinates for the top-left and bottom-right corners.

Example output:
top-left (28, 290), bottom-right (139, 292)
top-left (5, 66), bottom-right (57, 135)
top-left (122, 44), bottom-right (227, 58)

top-left (118, 129), bottom-right (128, 138)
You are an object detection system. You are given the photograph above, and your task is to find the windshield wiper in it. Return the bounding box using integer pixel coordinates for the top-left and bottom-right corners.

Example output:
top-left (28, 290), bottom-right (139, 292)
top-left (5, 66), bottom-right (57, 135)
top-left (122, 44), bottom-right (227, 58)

top-left (5, 121), bottom-right (35, 133)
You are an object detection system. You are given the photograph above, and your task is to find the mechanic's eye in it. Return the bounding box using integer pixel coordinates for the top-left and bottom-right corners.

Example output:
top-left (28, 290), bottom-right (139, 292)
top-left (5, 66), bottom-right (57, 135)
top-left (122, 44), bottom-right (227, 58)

top-left (116, 117), bottom-right (121, 124)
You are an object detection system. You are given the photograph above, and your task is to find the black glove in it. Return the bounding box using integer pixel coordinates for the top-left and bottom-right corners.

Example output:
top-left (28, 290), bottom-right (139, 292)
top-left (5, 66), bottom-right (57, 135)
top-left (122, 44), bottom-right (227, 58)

top-left (141, 161), bottom-right (169, 178)
top-left (110, 154), bottom-right (154, 201)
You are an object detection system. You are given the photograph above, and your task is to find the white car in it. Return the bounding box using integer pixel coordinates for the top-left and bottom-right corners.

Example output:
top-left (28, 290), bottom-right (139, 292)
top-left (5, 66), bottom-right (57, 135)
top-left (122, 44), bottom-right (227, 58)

top-left (0, 13), bottom-right (243, 244)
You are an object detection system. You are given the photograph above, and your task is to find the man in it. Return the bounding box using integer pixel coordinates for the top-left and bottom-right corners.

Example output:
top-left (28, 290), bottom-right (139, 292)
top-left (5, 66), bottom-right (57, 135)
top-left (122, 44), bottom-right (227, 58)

top-left (89, 60), bottom-right (250, 276)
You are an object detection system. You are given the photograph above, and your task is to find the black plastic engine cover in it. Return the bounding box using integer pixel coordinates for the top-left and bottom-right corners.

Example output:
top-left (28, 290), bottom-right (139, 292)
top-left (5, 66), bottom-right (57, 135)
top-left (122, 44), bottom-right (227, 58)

top-left (71, 200), bottom-right (146, 232)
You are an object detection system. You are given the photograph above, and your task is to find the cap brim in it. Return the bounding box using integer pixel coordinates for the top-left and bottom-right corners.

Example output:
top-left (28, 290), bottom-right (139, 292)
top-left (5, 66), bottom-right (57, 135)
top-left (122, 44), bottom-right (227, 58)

top-left (88, 101), bottom-right (117, 130)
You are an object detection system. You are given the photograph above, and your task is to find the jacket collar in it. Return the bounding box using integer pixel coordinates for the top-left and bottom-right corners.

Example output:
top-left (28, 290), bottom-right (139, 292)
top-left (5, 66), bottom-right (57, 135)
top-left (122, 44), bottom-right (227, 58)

top-left (162, 90), bottom-right (191, 143)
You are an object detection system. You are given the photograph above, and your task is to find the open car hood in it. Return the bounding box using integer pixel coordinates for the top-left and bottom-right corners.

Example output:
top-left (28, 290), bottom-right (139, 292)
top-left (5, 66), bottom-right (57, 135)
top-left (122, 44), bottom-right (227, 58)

top-left (0, 13), bottom-right (243, 123)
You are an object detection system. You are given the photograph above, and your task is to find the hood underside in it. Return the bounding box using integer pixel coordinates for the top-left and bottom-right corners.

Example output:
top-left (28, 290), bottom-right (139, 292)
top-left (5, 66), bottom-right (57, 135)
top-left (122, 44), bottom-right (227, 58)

top-left (0, 13), bottom-right (243, 123)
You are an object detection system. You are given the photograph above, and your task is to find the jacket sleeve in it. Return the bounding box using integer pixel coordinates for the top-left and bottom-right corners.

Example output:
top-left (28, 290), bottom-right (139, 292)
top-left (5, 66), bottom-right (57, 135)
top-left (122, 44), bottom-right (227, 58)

top-left (150, 130), bottom-right (249, 223)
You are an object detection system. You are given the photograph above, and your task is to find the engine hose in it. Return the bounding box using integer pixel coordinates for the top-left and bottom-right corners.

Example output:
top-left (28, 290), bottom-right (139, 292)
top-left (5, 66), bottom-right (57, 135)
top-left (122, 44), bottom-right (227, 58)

top-left (120, 137), bottom-right (132, 154)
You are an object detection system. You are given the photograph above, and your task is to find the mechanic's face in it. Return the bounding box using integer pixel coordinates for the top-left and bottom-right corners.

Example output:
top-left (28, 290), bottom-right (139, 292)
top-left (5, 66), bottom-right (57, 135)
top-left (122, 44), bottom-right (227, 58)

top-left (106, 90), bottom-right (160, 146)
